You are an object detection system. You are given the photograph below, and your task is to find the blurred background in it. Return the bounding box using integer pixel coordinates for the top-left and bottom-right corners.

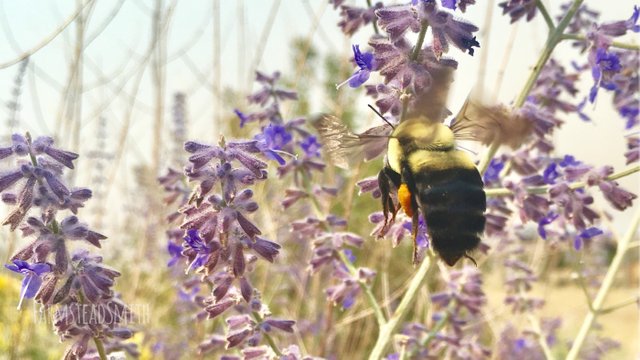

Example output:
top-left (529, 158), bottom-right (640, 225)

top-left (0, 0), bottom-right (637, 359)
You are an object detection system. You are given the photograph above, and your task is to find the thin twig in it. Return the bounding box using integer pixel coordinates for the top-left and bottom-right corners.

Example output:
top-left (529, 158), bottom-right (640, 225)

top-left (484, 165), bottom-right (640, 197)
top-left (478, 0), bottom-right (585, 174)
top-left (0, 0), bottom-right (95, 69)
top-left (535, 0), bottom-right (555, 31)
top-left (368, 254), bottom-right (434, 360)
top-left (561, 34), bottom-right (640, 50)
top-left (565, 208), bottom-right (640, 360)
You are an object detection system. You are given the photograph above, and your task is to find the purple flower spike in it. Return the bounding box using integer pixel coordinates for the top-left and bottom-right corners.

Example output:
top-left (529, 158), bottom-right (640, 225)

top-left (5, 259), bottom-right (51, 309)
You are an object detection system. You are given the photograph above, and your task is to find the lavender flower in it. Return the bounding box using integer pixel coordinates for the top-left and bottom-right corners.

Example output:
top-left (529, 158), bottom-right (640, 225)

top-left (415, 0), bottom-right (480, 56)
top-left (4, 259), bottom-right (51, 309)
top-left (586, 6), bottom-right (640, 104)
top-left (336, 2), bottom-right (383, 36)
top-left (1, 133), bottom-right (136, 358)
top-left (499, 0), bottom-right (537, 23)
top-left (441, 0), bottom-right (476, 12)
top-left (337, 44), bottom-right (376, 89)
top-left (625, 136), bottom-right (639, 163)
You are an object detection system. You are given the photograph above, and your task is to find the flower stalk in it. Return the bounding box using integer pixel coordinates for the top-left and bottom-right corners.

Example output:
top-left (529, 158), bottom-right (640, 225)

top-left (303, 172), bottom-right (387, 326)
top-left (368, 253), bottom-right (434, 360)
top-left (252, 311), bottom-right (283, 356)
top-left (535, 0), bottom-right (555, 31)
top-left (565, 207), bottom-right (640, 359)
top-left (478, 0), bottom-right (585, 174)
top-left (484, 165), bottom-right (640, 197)
top-left (94, 337), bottom-right (107, 360)
top-left (560, 34), bottom-right (640, 50)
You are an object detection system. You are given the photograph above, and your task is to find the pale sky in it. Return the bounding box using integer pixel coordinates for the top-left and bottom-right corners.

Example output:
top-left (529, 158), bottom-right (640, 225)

top-left (0, 0), bottom-right (638, 234)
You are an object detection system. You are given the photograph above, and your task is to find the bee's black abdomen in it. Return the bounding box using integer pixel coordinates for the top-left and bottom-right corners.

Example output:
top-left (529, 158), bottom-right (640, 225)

top-left (415, 168), bottom-right (486, 266)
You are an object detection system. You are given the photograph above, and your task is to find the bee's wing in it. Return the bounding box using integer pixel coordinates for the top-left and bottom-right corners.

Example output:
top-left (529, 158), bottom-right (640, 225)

top-left (449, 98), bottom-right (533, 149)
top-left (313, 115), bottom-right (391, 169)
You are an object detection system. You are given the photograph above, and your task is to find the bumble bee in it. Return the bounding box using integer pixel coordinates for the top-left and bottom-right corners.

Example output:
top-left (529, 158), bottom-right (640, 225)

top-left (314, 87), bottom-right (531, 266)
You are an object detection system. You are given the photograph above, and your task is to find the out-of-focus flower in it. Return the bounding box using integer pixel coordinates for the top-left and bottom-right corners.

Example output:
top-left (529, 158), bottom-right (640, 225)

top-left (573, 227), bottom-right (603, 250)
top-left (483, 158), bottom-right (505, 185)
top-left (300, 136), bottom-right (321, 158)
top-left (586, 166), bottom-right (638, 211)
top-left (625, 136), bottom-right (639, 164)
top-left (586, 6), bottom-right (639, 105)
top-left (537, 212), bottom-right (559, 240)
top-left (337, 2), bottom-right (383, 36)
top-left (441, 0), bottom-right (477, 12)
top-left (499, 0), bottom-right (537, 23)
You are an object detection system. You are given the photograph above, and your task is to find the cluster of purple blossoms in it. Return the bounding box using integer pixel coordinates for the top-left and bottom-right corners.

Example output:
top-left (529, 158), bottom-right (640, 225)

top-left (238, 72), bottom-right (384, 315)
top-left (386, 266), bottom-right (489, 359)
top-left (1, 134), bottom-right (136, 359)
top-left (334, 0), bottom-right (478, 118)
top-left (499, 0), bottom-right (538, 23)
top-left (161, 72), bottom-right (330, 357)
top-left (162, 137), bottom-right (297, 353)
top-left (294, 214), bottom-right (375, 309)
top-left (236, 71), bottom-right (325, 179)
top-left (582, 5), bottom-right (639, 128)
top-left (497, 318), bottom-right (562, 359)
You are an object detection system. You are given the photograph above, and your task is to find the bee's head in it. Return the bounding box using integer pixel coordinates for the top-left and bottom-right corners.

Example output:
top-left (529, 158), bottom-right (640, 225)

top-left (391, 117), bottom-right (455, 149)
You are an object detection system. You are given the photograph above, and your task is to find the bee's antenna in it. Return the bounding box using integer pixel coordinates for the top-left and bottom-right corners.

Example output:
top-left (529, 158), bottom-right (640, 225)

top-left (368, 104), bottom-right (395, 130)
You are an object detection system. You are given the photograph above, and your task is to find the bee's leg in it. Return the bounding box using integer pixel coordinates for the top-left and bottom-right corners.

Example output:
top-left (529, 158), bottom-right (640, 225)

top-left (383, 167), bottom-right (402, 223)
top-left (464, 254), bottom-right (478, 267)
top-left (411, 207), bottom-right (420, 265)
top-left (377, 169), bottom-right (394, 235)
top-left (401, 165), bottom-right (421, 265)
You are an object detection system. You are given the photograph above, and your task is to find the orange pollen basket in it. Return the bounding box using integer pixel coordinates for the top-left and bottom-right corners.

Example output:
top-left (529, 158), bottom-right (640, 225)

top-left (398, 183), bottom-right (413, 217)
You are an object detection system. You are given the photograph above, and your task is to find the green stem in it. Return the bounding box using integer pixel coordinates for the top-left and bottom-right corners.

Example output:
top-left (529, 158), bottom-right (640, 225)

top-left (411, 21), bottom-right (429, 61)
top-left (599, 296), bottom-right (639, 314)
top-left (366, 0), bottom-right (380, 35)
top-left (484, 165), bottom-right (640, 197)
top-left (368, 254), bottom-right (434, 360)
top-left (478, 0), bottom-right (584, 174)
top-left (337, 250), bottom-right (387, 326)
top-left (94, 337), bottom-right (108, 360)
top-left (252, 311), bottom-right (283, 356)
top-left (565, 207), bottom-right (640, 360)
top-left (527, 313), bottom-right (555, 360)
top-left (535, 0), bottom-right (555, 31)
top-left (400, 20), bottom-right (430, 122)
top-left (301, 172), bottom-right (387, 326)
top-left (574, 269), bottom-right (596, 312)
top-left (422, 306), bottom-right (452, 347)
top-left (561, 34), bottom-right (640, 51)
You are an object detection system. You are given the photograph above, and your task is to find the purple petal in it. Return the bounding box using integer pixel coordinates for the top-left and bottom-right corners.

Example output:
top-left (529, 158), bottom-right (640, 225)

top-left (22, 273), bottom-right (42, 299)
